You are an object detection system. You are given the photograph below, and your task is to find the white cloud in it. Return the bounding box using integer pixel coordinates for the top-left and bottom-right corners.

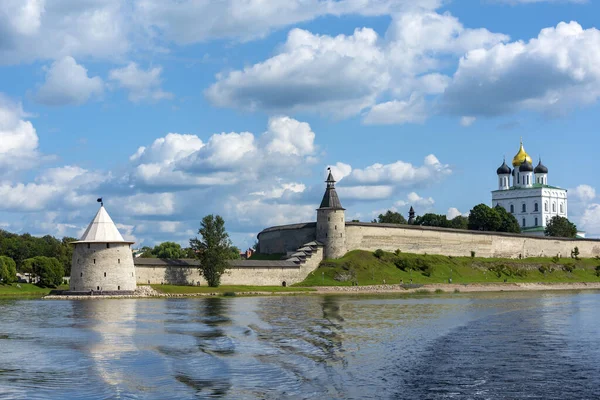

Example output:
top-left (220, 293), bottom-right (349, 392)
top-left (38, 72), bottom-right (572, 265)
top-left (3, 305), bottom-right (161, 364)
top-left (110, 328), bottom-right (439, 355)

top-left (460, 116), bottom-right (476, 127)
top-left (261, 116), bottom-right (315, 156)
top-left (579, 204), bottom-right (600, 236)
top-left (446, 207), bottom-right (467, 219)
top-left (395, 192), bottom-right (435, 208)
top-left (338, 185), bottom-right (395, 201)
top-left (109, 62), bottom-right (172, 102)
top-left (0, 94), bottom-right (42, 171)
top-left (328, 162), bottom-right (352, 182)
top-left (35, 56), bottom-right (103, 106)
top-left (206, 27), bottom-right (390, 118)
top-left (134, 0), bottom-right (440, 44)
top-left (363, 95), bottom-right (427, 125)
top-left (570, 184), bottom-right (596, 203)
top-left (442, 21), bottom-right (600, 117)
top-left (0, 0), bottom-right (129, 65)
top-left (119, 193), bottom-right (176, 216)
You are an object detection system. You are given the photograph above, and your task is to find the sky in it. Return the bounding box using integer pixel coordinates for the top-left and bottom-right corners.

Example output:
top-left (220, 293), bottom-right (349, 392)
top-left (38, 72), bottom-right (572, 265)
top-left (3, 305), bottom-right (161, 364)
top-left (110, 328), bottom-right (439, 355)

top-left (1, 0), bottom-right (600, 249)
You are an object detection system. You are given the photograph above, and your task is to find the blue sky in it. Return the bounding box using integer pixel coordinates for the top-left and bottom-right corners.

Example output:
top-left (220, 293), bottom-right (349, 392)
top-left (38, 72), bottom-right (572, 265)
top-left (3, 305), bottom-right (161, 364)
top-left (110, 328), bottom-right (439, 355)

top-left (1, 0), bottom-right (599, 249)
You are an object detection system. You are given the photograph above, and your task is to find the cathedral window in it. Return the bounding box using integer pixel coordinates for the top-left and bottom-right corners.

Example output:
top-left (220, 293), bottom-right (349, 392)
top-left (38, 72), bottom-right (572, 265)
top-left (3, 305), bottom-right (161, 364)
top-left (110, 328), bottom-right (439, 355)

top-left (552, 203), bottom-right (556, 212)
top-left (560, 204), bottom-right (563, 213)
top-left (534, 203), bottom-right (538, 212)
top-left (517, 174), bottom-right (520, 184)
top-left (522, 204), bottom-right (526, 212)
top-left (545, 202), bottom-right (548, 212)
top-left (522, 218), bottom-right (526, 227)
top-left (510, 204), bottom-right (514, 213)
top-left (535, 218), bottom-right (538, 226)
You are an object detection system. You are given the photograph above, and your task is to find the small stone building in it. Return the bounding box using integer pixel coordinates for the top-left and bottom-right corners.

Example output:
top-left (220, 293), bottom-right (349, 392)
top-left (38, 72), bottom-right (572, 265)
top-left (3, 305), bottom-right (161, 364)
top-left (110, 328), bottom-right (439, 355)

top-left (69, 205), bottom-right (136, 293)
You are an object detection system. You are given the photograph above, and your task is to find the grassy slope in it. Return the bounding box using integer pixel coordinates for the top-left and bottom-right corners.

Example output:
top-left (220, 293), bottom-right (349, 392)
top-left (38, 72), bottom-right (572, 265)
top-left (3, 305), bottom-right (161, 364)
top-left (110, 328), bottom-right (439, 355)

top-left (0, 283), bottom-right (68, 297)
top-left (295, 250), bottom-right (600, 287)
top-left (150, 284), bottom-right (315, 294)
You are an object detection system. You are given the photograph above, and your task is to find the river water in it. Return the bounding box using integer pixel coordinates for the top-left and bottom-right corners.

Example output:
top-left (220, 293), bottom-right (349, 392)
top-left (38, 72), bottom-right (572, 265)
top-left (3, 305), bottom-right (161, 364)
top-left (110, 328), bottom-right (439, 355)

top-left (1, 291), bottom-right (600, 399)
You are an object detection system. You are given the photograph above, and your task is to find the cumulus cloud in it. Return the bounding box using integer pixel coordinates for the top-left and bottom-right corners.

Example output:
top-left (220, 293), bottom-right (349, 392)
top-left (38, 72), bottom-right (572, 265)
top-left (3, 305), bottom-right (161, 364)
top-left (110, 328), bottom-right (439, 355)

top-left (134, 0), bottom-right (440, 44)
top-left (570, 184), bottom-right (596, 202)
top-left (206, 28), bottom-right (389, 118)
top-left (442, 21), bottom-right (600, 117)
top-left (0, 0), bottom-right (129, 65)
top-left (363, 95), bottom-right (427, 125)
top-left (0, 94), bottom-right (42, 171)
top-left (446, 207), bottom-right (467, 219)
top-left (395, 192), bottom-right (435, 208)
top-left (460, 116), bottom-right (476, 127)
top-left (109, 62), bottom-right (172, 102)
top-left (35, 56), bottom-right (103, 106)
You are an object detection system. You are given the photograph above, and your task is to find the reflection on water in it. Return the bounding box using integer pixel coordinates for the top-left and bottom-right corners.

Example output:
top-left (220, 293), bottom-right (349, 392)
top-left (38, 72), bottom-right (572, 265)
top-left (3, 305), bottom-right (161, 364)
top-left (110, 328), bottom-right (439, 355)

top-left (2, 291), bottom-right (600, 399)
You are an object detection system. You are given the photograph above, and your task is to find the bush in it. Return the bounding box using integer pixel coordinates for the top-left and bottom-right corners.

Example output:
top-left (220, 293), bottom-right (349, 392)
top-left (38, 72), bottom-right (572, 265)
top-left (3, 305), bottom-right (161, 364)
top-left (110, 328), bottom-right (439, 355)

top-left (562, 263), bottom-right (575, 273)
top-left (595, 265), bottom-right (600, 277)
top-left (434, 289), bottom-right (444, 294)
top-left (488, 264), bottom-right (527, 278)
top-left (373, 249), bottom-right (385, 259)
top-left (539, 265), bottom-right (555, 275)
top-left (394, 249), bottom-right (401, 256)
top-left (552, 254), bottom-right (560, 263)
top-left (571, 247), bottom-right (580, 260)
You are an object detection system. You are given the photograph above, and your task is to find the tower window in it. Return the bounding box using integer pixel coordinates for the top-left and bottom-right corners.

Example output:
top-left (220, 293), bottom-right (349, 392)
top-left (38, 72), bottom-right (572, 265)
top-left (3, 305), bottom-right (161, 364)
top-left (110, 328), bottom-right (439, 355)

top-left (118, 286), bottom-right (120, 290)
top-left (326, 233), bottom-right (328, 238)
top-left (93, 259), bottom-right (96, 264)
top-left (522, 204), bottom-right (526, 212)
top-left (522, 218), bottom-right (526, 227)
top-left (87, 243), bottom-right (90, 249)
top-left (104, 272), bottom-right (106, 277)
top-left (328, 217), bottom-right (330, 221)
top-left (97, 286), bottom-right (100, 291)
top-left (510, 205), bottom-right (514, 213)
top-left (534, 203), bottom-right (538, 212)
top-left (535, 217), bottom-right (538, 226)
top-left (107, 243), bottom-right (110, 249)
top-left (335, 225), bottom-right (337, 230)
top-left (118, 259), bottom-right (120, 264)
top-left (80, 272), bottom-right (83, 277)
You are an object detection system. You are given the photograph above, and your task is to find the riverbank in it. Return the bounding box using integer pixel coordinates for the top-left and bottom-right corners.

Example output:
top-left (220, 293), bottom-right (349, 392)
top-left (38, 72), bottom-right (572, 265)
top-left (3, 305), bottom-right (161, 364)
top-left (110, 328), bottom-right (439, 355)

top-left (41, 281), bottom-right (600, 299)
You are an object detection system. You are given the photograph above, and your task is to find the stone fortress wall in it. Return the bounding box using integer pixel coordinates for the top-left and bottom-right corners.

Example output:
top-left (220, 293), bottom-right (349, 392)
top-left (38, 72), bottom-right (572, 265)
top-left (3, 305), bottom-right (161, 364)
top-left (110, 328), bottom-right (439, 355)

top-left (258, 222), bottom-right (600, 259)
top-left (135, 244), bottom-right (324, 286)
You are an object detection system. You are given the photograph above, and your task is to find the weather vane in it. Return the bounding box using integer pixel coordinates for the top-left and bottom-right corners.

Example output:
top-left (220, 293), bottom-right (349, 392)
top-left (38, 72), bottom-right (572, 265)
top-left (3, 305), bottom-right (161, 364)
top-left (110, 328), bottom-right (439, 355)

top-left (97, 197), bottom-right (103, 207)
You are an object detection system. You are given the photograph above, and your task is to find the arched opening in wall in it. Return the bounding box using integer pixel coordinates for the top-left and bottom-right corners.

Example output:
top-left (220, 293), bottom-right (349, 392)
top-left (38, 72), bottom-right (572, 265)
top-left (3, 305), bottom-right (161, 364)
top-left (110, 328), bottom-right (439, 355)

top-left (104, 272), bottom-right (106, 277)
top-left (87, 243), bottom-right (90, 249)
top-left (80, 272), bottom-right (83, 277)
top-left (97, 286), bottom-right (100, 290)
top-left (510, 204), bottom-right (514, 213)
top-left (118, 259), bottom-right (120, 264)
top-left (522, 204), bottom-right (526, 212)
top-left (335, 225), bottom-right (337, 230)
top-left (106, 243), bottom-right (110, 249)
top-left (93, 259), bottom-right (96, 264)
top-left (517, 174), bottom-right (520, 184)
top-left (552, 203), bottom-right (556, 212)
top-left (118, 286), bottom-right (120, 290)
top-left (535, 217), bottom-right (538, 226)
top-left (560, 204), bottom-right (563, 213)
top-left (282, 281), bottom-right (287, 287)
top-left (522, 218), bottom-right (526, 227)
top-left (534, 203), bottom-right (538, 212)
top-left (545, 202), bottom-right (548, 212)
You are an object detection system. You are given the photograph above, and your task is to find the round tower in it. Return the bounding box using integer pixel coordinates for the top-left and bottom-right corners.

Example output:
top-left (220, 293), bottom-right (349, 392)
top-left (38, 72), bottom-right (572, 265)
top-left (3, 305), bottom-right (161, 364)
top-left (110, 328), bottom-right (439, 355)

top-left (69, 201), bottom-right (136, 293)
top-left (316, 168), bottom-right (346, 259)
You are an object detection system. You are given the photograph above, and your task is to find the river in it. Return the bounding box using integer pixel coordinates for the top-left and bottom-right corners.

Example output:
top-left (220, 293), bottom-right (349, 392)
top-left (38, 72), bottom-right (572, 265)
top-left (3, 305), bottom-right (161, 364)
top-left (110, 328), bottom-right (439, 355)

top-left (1, 291), bottom-right (600, 399)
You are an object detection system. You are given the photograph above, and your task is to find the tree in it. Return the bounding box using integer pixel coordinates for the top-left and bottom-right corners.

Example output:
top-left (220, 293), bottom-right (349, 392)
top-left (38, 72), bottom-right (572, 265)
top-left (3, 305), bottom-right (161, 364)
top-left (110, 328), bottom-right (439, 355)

top-left (414, 213), bottom-right (449, 228)
top-left (153, 241), bottom-right (186, 259)
top-left (494, 205), bottom-right (521, 233)
top-left (468, 204), bottom-right (502, 231)
top-left (0, 256), bottom-right (17, 284)
top-left (228, 246), bottom-right (242, 260)
top-left (374, 210), bottom-right (407, 224)
top-left (189, 215), bottom-right (235, 287)
top-left (23, 256), bottom-right (64, 288)
top-left (449, 215), bottom-right (468, 230)
top-left (139, 246), bottom-right (155, 258)
top-left (545, 216), bottom-right (577, 238)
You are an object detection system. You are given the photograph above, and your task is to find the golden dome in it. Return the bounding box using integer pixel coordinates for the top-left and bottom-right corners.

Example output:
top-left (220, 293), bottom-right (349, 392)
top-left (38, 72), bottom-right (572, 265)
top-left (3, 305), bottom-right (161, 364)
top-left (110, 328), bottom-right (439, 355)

top-left (512, 139), bottom-right (532, 167)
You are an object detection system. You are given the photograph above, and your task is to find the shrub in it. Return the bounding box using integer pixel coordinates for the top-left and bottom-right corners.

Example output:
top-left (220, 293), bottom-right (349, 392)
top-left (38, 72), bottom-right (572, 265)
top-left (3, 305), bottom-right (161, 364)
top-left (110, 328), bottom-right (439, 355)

top-left (434, 289), bottom-right (444, 294)
top-left (595, 265), bottom-right (600, 277)
top-left (571, 247), bottom-right (580, 260)
top-left (453, 288), bottom-right (460, 293)
top-left (562, 263), bottom-right (575, 273)
top-left (394, 249), bottom-right (401, 256)
top-left (373, 249), bottom-right (385, 259)
top-left (539, 265), bottom-right (555, 275)
top-left (223, 292), bottom-right (236, 297)
top-left (552, 254), bottom-right (560, 264)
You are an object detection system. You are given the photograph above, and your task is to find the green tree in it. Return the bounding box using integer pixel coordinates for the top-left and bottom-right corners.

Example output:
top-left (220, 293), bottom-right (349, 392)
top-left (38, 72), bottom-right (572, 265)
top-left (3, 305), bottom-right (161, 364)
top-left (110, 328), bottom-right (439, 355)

top-left (189, 215), bottom-right (234, 287)
top-left (0, 256), bottom-right (17, 284)
top-left (153, 241), bottom-right (186, 259)
top-left (449, 215), bottom-right (468, 230)
top-left (228, 246), bottom-right (242, 260)
top-left (468, 204), bottom-right (502, 231)
top-left (373, 210), bottom-right (407, 224)
top-left (23, 256), bottom-right (64, 288)
top-left (494, 205), bottom-right (521, 233)
top-left (138, 246), bottom-right (155, 258)
top-left (414, 213), bottom-right (449, 227)
top-left (545, 216), bottom-right (577, 238)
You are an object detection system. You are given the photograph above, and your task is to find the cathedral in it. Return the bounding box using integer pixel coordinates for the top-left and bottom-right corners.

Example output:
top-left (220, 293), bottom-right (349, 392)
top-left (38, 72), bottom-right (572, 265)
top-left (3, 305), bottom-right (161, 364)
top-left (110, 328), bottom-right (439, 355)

top-left (492, 140), bottom-right (568, 236)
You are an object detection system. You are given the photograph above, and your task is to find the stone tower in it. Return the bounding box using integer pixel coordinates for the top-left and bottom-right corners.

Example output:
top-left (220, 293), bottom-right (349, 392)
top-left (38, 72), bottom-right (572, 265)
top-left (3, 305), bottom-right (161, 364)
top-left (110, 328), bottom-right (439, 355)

top-left (316, 168), bottom-right (346, 259)
top-left (69, 203), bottom-right (137, 293)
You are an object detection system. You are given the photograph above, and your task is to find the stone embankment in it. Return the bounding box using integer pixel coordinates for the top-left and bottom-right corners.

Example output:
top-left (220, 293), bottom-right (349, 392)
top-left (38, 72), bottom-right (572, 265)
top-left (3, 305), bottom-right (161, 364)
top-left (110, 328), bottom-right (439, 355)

top-left (314, 282), bottom-right (600, 294)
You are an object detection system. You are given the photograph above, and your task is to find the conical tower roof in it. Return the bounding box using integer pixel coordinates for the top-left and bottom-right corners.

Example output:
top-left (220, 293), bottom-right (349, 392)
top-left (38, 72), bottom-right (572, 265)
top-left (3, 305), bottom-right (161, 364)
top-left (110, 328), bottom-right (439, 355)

top-left (318, 168), bottom-right (344, 210)
top-left (73, 206), bottom-right (134, 244)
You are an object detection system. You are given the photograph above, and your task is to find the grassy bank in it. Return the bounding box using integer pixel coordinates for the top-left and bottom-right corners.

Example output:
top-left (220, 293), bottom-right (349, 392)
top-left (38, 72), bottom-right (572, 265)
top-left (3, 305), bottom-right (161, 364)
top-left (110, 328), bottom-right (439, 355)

top-left (295, 250), bottom-right (600, 287)
top-left (0, 283), bottom-right (68, 297)
top-left (150, 284), bottom-right (316, 294)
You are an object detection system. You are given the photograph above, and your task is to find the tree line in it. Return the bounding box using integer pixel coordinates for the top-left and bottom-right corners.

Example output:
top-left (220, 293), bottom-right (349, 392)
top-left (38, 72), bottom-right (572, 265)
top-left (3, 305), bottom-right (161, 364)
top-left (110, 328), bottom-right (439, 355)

top-left (373, 204), bottom-right (578, 238)
top-left (0, 230), bottom-right (75, 286)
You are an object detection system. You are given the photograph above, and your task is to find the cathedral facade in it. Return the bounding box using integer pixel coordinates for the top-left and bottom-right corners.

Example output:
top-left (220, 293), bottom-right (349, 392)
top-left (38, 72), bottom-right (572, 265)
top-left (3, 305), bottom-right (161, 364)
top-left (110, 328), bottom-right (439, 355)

top-left (492, 140), bottom-right (568, 236)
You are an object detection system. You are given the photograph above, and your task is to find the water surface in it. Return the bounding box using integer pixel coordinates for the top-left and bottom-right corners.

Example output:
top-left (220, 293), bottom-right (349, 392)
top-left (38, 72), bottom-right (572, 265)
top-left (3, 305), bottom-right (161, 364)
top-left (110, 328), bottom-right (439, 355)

top-left (1, 291), bottom-right (600, 399)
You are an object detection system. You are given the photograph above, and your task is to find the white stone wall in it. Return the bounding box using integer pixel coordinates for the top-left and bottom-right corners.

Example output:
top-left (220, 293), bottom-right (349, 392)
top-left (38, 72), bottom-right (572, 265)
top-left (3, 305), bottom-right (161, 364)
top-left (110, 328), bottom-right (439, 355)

top-left (135, 247), bottom-right (324, 286)
top-left (345, 223), bottom-right (600, 258)
top-left (70, 242), bottom-right (137, 291)
top-left (316, 209), bottom-right (346, 259)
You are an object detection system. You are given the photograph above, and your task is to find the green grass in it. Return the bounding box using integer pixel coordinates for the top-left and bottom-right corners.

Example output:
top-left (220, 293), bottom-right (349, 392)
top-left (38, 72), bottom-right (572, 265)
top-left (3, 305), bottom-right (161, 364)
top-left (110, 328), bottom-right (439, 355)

top-left (248, 253), bottom-right (286, 260)
top-left (0, 283), bottom-right (68, 297)
top-left (150, 284), bottom-right (316, 294)
top-left (294, 250), bottom-right (600, 287)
